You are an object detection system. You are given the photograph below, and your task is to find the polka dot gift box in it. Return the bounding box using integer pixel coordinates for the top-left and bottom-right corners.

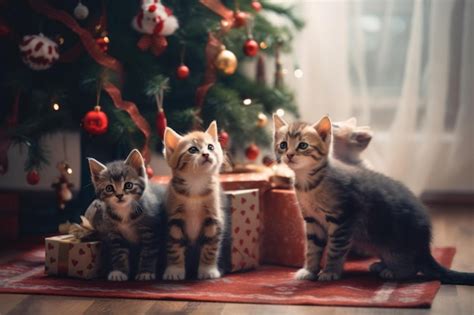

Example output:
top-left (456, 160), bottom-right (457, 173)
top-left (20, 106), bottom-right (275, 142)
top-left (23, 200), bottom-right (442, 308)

top-left (45, 235), bottom-right (101, 280)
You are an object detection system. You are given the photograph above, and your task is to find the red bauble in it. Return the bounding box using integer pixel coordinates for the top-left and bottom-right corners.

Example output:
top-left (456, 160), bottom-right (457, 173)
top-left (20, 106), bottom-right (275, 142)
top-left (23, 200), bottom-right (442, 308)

top-left (26, 170), bottom-right (40, 185)
top-left (251, 1), bottom-right (262, 12)
top-left (96, 36), bottom-right (109, 52)
top-left (146, 165), bottom-right (154, 179)
top-left (218, 130), bottom-right (229, 148)
top-left (233, 11), bottom-right (248, 28)
top-left (83, 106), bottom-right (109, 135)
top-left (245, 143), bottom-right (260, 161)
top-left (262, 155), bottom-right (275, 167)
top-left (243, 39), bottom-right (259, 57)
top-left (156, 109), bottom-right (167, 139)
top-left (176, 64), bottom-right (190, 80)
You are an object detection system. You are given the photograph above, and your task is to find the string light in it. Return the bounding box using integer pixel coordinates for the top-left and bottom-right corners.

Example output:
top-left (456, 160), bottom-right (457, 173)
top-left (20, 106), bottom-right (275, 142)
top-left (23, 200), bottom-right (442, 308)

top-left (52, 103), bottom-right (60, 111)
top-left (294, 68), bottom-right (304, 79)
top-left (243, 98), bottom-right (252, 106)
top-left (66, 167), bottom-right (73, 175)
top-left (276, 108), bottom-right (285, 117)
top-left (282, 68), bottom-right (288, 75)
top-left (259, 41), bottom-right (268, 49)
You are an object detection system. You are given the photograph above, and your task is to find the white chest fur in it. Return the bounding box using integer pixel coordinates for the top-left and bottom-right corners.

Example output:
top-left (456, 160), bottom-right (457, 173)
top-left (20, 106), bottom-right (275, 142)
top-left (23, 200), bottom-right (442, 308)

top-left (112, 204), bottom-right (139, 244)
top-left (183, 198), bottom-right (205, 243)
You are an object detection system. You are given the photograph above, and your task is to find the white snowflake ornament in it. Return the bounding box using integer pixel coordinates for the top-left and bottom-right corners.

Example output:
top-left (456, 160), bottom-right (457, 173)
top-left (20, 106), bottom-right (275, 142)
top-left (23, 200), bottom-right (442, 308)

top-left (19, 34), bottom-right (59, 71)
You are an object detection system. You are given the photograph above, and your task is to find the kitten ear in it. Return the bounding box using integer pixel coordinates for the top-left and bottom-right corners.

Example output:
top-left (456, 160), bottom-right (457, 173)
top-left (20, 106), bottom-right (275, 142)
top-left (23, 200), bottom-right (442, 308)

top-left (272, 114), bottom-right (288, 132)
top-left (163, 127), bottom-right (182, 156)
top-left (87, 158), bottom-right (107, 185)
top-left (125, 149), bottom-right (145, 176)
top-left (205, 120), bottom-right (218, 142)
top-left (345, 117), bottom-right (357, 127)
top-left (313, 116), bottom-right (332, 142)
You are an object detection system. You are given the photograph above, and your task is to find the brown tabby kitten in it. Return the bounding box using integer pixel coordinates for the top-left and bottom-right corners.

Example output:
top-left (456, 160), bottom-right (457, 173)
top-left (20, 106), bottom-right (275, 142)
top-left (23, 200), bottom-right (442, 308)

top-left (272, 114), bottom-right (474, 284)
top-left (86, 149), bottom-right (164, 281)
top-left (162, 121), bottom-right (225, 280)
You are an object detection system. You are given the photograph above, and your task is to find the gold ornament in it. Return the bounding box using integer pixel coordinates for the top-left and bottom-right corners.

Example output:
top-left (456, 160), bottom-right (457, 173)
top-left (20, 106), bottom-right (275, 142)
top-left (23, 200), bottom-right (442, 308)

top-left (215, 47), bottom-right (238, 75)
top-left (257, 112), bottom-right (268, 127)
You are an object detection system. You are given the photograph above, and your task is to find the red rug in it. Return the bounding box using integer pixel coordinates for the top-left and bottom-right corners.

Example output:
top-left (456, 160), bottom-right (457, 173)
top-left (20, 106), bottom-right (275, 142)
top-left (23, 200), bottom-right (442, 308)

top-left (0, 246), bottom-right (455, 308)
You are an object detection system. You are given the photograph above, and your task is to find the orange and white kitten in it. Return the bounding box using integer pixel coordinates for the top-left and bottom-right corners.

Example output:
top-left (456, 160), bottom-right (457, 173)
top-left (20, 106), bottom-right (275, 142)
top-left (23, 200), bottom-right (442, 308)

top-left (162, 121), bottom-right (225, 280)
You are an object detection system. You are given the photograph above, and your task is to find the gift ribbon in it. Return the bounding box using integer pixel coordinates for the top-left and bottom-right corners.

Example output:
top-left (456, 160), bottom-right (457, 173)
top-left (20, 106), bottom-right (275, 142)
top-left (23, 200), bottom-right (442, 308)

top-left (29, 0), bottom-right (152, 163)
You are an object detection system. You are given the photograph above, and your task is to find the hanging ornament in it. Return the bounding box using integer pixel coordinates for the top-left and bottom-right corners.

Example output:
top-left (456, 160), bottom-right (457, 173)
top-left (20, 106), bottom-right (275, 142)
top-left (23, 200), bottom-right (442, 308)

top-left (233, 10), bottom-right (248, 28)
top-left (262, 155), bottom-right (275, 167)
top-left (146, 164), bottom-right (154, 178)
top-left (83, 106), bottom-right (108, 135)
top-left (132, 0), bottom-right (179, 56)
top-left (96, 35), bottom-right (110, 53)
top-left (251, 1), bottom-right (262, 12)
top-left (176, 64), bottom-right (189, 80)
top-left (256, 112), bottom-right (268, 127)
top-left (218, 130), bottom-right (229, 148)
top-left (245, 144), bottom-right (260, 161)
top-left (26, 169), bottom-right (40, 185)
top-left (52, 161), bottom-right (74, 210)
top-left (74, 1), bottom-right (89, 20)
top-left (243, 39), bottom-right (259, 57)
top-left (155, 81), bottom-right (168, 139)
top-left (19, 34), bottom-right (59, 71)
top-left (215, 46), bottom-right (237, 75)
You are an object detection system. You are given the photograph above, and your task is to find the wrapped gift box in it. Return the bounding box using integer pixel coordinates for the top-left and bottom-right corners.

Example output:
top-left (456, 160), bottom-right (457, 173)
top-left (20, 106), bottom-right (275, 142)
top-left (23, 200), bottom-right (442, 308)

top-left (222, 189), bottom-right (261, 273)
top-left (262, 189), bottom-right (305, 267)
top-left (45, 235), bottom-right (101, 279)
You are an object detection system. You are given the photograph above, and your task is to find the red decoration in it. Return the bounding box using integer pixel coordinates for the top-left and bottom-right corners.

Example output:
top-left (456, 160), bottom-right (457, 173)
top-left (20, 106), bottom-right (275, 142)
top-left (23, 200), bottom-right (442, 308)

top-left (262, 155), bottom-right (275, 167)
top-left (243, 39), bottom-right (259, 57)
top-left (233, 11), bottom-right (248, 28)
top-left (26, 170), bottom-right (40, 185)
top-left (245, 144), bottom-right (260, 161)
top-left (218, 130), bottom-right (229, 148)
top-left (96, 36), bottom-right (109, 53)
top-left (83, 106), bottom-right (108, 135)
top-left (156, 109), bottom-right (167, 139)
top-left (0, 17), bottom-right (10, 37)
top-left (146, 165), bottom-right (154, 179)
top-left (19, 34), bottom-right (60, 70)
top-left (176, 64), bottom-right (190, 79)
top-left (251, 1), bottom-right (262, 12)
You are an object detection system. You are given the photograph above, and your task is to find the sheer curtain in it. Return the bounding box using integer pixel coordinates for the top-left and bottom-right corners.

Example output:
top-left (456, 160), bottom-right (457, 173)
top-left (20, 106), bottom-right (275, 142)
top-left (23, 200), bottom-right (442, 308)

top-left (283, 0), bottom-right (473, 194)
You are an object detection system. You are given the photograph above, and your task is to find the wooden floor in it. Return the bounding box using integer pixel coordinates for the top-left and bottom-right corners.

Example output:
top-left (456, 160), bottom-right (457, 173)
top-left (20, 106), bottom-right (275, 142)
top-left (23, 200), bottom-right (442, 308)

top-left (0, 205), bottom-right (473, 315)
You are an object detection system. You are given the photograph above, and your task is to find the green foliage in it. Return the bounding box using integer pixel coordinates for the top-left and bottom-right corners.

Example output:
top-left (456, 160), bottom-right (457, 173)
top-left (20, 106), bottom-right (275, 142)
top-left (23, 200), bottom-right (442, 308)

top-left (1, 0), bottom-right (302, 169)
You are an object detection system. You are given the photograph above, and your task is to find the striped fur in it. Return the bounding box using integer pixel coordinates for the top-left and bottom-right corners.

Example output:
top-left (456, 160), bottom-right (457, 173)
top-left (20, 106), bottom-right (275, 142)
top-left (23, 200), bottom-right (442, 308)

top-left (162, 121), bottom-right (225, 280)
top-left (85, 149), bottom-right (164, 282)
top-left (273, 114), bottom-right (474, 285)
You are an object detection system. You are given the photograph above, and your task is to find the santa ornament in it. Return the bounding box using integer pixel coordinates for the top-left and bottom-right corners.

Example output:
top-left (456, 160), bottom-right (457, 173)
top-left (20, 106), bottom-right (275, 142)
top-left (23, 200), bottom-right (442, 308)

top-left (132, 0), bottom-right (179, 56)
top-left (19, 34), bottom-right (59, 70)
top-left (51, 161), bottom-right (74, 210)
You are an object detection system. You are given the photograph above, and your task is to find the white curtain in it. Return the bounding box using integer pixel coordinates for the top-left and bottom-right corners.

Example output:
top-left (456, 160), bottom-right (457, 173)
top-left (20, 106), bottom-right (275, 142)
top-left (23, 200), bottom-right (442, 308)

top-left (282, 0), bottom-right (473, 194)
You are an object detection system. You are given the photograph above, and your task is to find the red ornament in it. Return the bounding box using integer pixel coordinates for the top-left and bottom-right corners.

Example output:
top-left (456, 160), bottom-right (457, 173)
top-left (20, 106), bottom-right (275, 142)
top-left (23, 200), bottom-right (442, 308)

top-left (96, 36), bottom-right (109, 52)
top-left (262, 155), bottom-right (275, 167)
top-left (26, 170), bottom-right (40, 185)
top-left (83, 106), bottom-right (109, 135)
top-left (233, 11), bottom-right (248, 28)
top-left (156, 109), bottom-right (167, 139)
top-left (176, 64), bottom-right (190, 80)
top-left (218, 130), bottom-right (229, 148)
top-left (243, 39), bottom-right (259, 57)
top-left (251, 1), bottom-right (262, 12)
top-left (146, 165), bottom-right (154, 179)
top-left (245, 143), bottom-right (260, 161)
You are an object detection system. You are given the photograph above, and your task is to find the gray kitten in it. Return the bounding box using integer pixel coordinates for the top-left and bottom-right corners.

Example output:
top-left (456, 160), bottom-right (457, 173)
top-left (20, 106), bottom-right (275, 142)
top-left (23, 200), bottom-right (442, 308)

top-left (85, 149), bottom-right (164, 282)
top-left (273, 114), bottom-right (474, 285)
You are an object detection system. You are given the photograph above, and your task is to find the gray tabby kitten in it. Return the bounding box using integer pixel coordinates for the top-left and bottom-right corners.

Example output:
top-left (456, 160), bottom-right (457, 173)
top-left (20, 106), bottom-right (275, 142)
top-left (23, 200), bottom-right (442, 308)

top-left (86, 149), bottom-right (164, 282)
top-left (273, 114), bottom-right (474, 285)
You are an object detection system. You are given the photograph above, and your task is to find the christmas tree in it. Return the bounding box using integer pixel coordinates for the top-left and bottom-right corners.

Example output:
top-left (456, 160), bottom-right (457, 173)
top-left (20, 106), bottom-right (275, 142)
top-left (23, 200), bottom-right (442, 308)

top-left (0, 0), bottom-right (302, 224)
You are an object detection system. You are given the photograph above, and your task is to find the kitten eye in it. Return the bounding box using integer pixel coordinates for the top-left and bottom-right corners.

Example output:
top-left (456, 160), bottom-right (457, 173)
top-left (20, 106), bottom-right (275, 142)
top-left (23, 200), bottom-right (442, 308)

top-left (124, 182), bottom-right (133, 190)
top-left (298, 142), bottom-right (309, 150)
top-left (279, 141), bottom-right (288, 150)
top-left (105, 185), bottom-right (114, 193)
top-left (188, 146), bottom-right (199, 154)
top-left (208, 144), bottom-right (214, 151)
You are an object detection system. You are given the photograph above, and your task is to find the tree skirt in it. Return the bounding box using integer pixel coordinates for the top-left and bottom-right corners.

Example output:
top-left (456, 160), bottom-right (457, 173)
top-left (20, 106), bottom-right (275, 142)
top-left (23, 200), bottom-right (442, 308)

top-left (0, 246), bottom-right (455, 308)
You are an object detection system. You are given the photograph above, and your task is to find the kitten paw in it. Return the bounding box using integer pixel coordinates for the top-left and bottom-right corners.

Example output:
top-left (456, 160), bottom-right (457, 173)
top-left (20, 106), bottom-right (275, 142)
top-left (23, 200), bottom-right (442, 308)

top-left (163, 266), bottom-right (185, 281)
top-left (198, 266), bottom-right (221, 280)
top-left (379, 268), bottom-right (395, 280)
top-left (135, 272), bottom-right (156, 281)
top-left (108, 270), bottom-right (128, 281)
top-left (317, 271), bottom-right (341, 281)
top-left (369, 262), bottom-right (386, 273)
top-left (294, 268), bottom-right (317, 280)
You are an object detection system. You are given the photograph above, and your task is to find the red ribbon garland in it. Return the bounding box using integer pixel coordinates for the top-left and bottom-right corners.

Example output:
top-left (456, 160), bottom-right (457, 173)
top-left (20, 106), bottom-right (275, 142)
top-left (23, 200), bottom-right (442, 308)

top-left (29, 0), bottom-right (152, 163)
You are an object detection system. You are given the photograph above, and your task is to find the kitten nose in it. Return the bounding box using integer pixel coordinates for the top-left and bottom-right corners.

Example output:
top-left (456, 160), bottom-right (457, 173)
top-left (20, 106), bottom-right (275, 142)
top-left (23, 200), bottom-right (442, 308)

top-left (116, 194), bottom-right (124, 200)
top-left (287, 153), bottom-right (295, 160)
top-left (202, 153), bottom-right (209, 159)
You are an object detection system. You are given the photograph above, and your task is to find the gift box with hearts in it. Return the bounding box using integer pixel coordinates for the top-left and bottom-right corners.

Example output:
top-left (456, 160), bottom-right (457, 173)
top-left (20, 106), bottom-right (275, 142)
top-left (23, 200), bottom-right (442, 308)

top-left (45, 234), bottom-right (101, 279)
top-left (222, 189), bottom-right (261, 273)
